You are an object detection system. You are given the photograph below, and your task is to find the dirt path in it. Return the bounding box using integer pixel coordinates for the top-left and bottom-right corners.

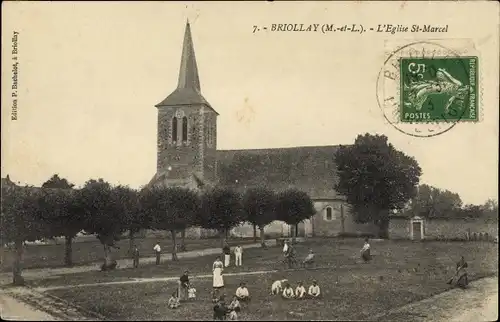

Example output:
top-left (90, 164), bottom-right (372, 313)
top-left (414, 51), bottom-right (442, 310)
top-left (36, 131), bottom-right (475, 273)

top-left (0, 292), bottom-right (59, 321)
top-left (0, 239), bottom-right (292, 285)
top-left (375, 276), bottom-right (498, 322)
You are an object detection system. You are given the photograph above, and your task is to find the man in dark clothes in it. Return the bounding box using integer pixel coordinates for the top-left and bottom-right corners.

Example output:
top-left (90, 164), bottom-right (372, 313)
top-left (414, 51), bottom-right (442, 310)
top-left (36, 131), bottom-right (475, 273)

top-left (179, 270), bottom-right (190, 301)
top-left (153, 242), bottom-right (161, 265)
top-left (213, 294), bottom-right (228, 320)
top-left (132, 245), bottom-right (140, 268)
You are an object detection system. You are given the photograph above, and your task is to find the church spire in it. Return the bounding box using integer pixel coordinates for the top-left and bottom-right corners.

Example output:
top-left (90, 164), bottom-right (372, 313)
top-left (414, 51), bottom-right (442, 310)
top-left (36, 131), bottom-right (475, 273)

top-left (177, 20), bottom-right (200, 91)
top-left (155, 20), bottom-right (217, 114)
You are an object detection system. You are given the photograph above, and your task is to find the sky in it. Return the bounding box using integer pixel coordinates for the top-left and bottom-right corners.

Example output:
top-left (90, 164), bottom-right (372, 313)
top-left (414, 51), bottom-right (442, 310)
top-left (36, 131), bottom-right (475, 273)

top-left (1, 1), bottom-right (498, 205)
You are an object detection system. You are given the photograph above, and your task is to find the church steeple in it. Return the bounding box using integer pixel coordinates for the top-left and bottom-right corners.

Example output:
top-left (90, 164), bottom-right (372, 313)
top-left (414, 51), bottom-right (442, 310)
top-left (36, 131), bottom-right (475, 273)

top-left (177, 20), bottom-right (200, 91)
top-left (155, 20), bottom-right (217, 114)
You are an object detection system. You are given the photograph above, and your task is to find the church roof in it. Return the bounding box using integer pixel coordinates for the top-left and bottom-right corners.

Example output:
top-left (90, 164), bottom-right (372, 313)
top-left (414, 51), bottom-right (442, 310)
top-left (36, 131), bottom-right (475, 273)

top-left (156, 21), bottom-right (219, 115)
top-left (216, 145), bottom-right (345, 200)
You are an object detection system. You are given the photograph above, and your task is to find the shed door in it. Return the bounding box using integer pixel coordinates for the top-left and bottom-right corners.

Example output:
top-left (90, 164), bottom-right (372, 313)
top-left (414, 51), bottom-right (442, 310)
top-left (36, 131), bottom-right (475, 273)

top-left (412, 222), bottom-right (422, 240)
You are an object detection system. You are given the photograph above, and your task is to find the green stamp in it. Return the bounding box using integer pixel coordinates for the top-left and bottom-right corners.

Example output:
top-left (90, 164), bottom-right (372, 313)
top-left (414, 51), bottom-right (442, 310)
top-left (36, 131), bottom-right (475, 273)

top-left (400, 57), bottom-right (478, 123)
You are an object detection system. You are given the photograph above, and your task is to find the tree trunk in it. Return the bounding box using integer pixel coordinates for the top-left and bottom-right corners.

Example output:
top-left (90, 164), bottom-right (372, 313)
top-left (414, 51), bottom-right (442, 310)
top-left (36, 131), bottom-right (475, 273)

top-left (64, 235), bottom-right (73, 267)
top-left (220, 229), bottom-right (227, 249)
top-left (12, 238), bottom-right (24, 285)
top-left (253, 224), bottom-right (257, 242)
top-left (290, 223), bottom-right (298, 243)
top-left (171, 230), bottom-right (178, 261)
top-left (259, 227), bottom-right (267, 248)
top-left (377, 217), bottom-right (390, 239)
top-left (180, 229), bottom-right (186, 252)
top-left (340, 204), bottom-right (345, 236)
top-left (103, 244), bottom-right (113, 267)
top-left (128, 229), bottom-right (135, 256)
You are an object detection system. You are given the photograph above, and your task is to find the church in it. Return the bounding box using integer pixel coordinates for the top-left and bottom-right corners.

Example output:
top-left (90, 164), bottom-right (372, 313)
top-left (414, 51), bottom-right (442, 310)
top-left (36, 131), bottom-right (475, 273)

top-left (147, 21), bottom-right (378, 238)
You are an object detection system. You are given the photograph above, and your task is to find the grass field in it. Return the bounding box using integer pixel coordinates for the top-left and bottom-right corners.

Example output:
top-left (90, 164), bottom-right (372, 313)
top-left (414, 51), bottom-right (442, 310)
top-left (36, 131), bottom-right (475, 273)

top-left (0, 236), bottom-right (258, 272)
top-left (37, 239), bottom-right (498, 321)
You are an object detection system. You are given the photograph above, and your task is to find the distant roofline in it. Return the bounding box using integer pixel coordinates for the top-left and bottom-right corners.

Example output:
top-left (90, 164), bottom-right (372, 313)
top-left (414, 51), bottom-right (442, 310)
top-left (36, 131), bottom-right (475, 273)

top-left (217, 144), bottom-right (346, 152)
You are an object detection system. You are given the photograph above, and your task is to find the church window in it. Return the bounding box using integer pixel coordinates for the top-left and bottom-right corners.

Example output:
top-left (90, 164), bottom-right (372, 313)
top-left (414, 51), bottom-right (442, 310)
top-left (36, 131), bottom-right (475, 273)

top-left (207, 125), bottom-right (212, 147)
top-left (172, 117), bottom-right (178, 143)
top-left (325, 207), bottom-right (335, 221)
top-left (182, 116), bottom-right (188, 143)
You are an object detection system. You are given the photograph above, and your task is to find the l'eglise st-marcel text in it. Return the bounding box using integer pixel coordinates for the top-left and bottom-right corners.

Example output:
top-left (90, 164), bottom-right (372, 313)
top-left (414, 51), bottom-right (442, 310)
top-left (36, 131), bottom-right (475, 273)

top-left (378, 24), bottom-right (448, 34)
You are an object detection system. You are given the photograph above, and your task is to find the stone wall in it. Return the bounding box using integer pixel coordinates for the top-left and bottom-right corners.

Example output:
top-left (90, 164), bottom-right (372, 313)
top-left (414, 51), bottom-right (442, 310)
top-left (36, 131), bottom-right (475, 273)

top-left (389, 217), bottom-right (498, 240)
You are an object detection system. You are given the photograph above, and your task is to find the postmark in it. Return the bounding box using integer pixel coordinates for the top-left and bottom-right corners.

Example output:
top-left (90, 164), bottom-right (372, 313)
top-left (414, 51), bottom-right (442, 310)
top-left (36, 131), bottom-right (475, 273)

top-left (376, 40), bottom-right (480, 137)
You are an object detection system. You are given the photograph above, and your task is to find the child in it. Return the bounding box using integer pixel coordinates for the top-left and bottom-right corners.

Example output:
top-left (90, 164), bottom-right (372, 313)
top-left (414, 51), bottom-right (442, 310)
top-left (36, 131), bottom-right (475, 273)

top-left (308, 280), bottom-right (321, 298)
top-left (228, 295), bottom-right (241, 316)
top-left (168, 291), bottom-right (180, 309)
top-left (360, 238), bottom-right (371, 262)
top-left (212, 289), bottom-right (220, 303)
top-left (228, 309), bottom-right (238, 321)
top-left (302, 249), bottom-right (315, 268)
top-left (188, 285), bottom-right (197, 300)
top-left (235, 282), bottom-right (250, 302)
top-left (282, 283), bottom-right (295, 299)
top-left (295, 282), bottom-right (306, 299)
top-left (271, 279), bottom-right (288, 295)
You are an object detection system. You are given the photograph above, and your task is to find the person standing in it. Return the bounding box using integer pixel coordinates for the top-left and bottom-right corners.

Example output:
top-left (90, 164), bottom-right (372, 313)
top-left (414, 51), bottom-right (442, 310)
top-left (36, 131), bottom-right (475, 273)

top-left (132, 245), bottom-right (140, 268)
top-left (223, 243), bottom-right (231, 267)
top-left (153, 242), bottom-right (161, 265)
top-left (360, 238), bottom-right (371, 262)
top-left (213, 256), bottom-right (225, 289)
top-left (282, 240), bottom-right (289, 255)
top-left (178, 270), bottom-right (190, 301)
top-left (447, 256), bottom-right (469, 288)
top-left (234, 245), bottom-right (243, 267)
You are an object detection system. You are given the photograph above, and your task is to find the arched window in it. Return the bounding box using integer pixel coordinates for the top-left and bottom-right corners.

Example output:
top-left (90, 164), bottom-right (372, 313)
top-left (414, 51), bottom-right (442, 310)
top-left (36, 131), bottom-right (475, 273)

top-left (325, 207), bottom-right (333, 221)
top-left (206, 125), bottom-right (211, 146)
top-left (182, 116), bottom-right (188, 143)
top-left (172, 117), bottom-right (178, 143)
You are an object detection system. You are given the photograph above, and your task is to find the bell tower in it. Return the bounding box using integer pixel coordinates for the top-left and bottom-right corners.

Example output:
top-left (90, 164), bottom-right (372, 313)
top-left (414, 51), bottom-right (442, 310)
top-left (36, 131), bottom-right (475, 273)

top-left (149, 20), bottom-right (219, 189)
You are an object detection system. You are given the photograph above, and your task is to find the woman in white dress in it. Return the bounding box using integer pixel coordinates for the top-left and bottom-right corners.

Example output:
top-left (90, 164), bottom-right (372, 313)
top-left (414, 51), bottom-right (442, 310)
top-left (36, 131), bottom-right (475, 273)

top-left (213, 256), bottom-right (225, 289)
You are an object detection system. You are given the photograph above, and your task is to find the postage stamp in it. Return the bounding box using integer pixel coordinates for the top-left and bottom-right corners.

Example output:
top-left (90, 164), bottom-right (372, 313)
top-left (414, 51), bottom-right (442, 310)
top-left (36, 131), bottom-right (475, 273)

top-left (376, 39), bottom-right (481, 138)
top-left (400, 57), bottom-right (478, 123)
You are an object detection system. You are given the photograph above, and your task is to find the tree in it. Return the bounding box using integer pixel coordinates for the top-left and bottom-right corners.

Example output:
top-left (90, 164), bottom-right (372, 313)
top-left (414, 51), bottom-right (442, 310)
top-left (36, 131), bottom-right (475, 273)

top-left (276, 189), bottom-right (316, 242)
top-left (198, 188), bottom-right (245, 248)
top-left (483, 198), bottom-right (498, 212)
top-left (242, 187), bottom-right (277, 246)
top-left (407, 184), bottom-right (463, 218)
top-left (76, 179), bottom-right (126, 269)
top-left (140, 186), bottom-right (199, 261)
top-left (40, 174), bottom-right (81, 267)
top-left (481, 199), bottom-right (499, 222)
top-left (335, 134), bottom-right (422, 238)
top-left (1, 183), bottom-right (51, 285)
top-left (113, 186), bottom-right (142, 255)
